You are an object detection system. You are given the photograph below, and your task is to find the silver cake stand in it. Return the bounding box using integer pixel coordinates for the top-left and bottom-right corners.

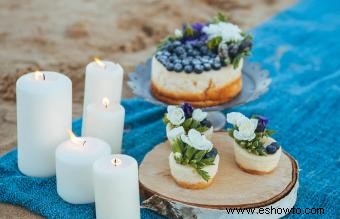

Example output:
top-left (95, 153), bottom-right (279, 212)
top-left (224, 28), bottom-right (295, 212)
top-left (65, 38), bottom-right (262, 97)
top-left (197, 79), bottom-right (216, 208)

top-left (128, 59), bottom-right (271, 130)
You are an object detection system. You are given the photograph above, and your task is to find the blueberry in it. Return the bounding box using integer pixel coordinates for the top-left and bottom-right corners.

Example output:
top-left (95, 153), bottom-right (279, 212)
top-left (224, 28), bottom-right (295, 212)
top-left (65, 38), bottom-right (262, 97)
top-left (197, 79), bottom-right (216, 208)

top-left (192, 50), bottom-right (201, 57)
top-left (181, 103), bottom-right (194, 118)
top-left (212, 62), bottom-right (221, 70)
top-left (174, 63), bottom-right (183, 72)
top-left (203, 63), bottom-right (211, 71)
top-left (239, 39), bottom-right (252, 51)
top-left (228, 44), bottom-right (239, 58)
top-left (166, 63), bottom-right (174, 71)
top-left (156, 51), bottom-right (163, 56)
top-left (265, 142), bottom-right (280, 154)
top-left (184, 44), bottom-right (193, 51)
top-left (182, 58), bottom-right (191, 66)
top-left (173, 58), bottom-right (181, 64)
top-left (194, 64), bottom-right (204, 73)
top-left (179, 53), bottom-right (187, 59)
top-left (168, 56), bottom-right (176, 63)
top-left (218, 43), bottom-right (229, 59)
top-left (201, 56), bottom-right (210, 63)
top-left (204, 148), bottom-right (218, 159)
top-left (191, 58), bottom-right (201, 65)
top-left (173, 40), bottom-right (181, 47)
top-left (200, 119), bottom-right (212, 128)
top-left (175, 47), bottom-right (186, 56)
top-left (184, 65), bottom-right (193, 73)
top-left (163, 51), bottom-right (171, 57)
top-left (200, 45), bottom-right (209, 54)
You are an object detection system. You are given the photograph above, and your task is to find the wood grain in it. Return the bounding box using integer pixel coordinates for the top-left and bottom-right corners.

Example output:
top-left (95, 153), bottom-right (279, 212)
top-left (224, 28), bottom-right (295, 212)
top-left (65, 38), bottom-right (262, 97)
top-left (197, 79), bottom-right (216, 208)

top-left (139, 132), bottom-right (298, 209)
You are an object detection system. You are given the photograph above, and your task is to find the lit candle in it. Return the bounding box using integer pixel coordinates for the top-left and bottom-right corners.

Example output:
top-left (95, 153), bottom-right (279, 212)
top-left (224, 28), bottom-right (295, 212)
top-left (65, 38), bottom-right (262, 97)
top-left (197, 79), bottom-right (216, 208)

top-left (82, 97), bottom-right (125, 153)
top-left (82, 58), bottom-right (123, 135)
top-left (56, 130), bottom-right (111, 204)
top-left (16, 71), bottom-right (72, 177)
top-left (93, 154), bottom-right (140, 219)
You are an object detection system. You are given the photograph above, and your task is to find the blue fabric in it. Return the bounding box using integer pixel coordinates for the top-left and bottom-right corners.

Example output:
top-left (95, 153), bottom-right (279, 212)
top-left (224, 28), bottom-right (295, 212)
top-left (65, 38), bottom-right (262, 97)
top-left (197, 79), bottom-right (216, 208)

top-left (1, 0), bottom-right (339, 218)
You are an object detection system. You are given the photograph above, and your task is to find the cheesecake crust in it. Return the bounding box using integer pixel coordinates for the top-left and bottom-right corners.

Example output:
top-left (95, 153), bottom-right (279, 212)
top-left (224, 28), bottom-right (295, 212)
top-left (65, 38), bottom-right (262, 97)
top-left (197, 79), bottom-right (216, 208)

top-left (171, 175), bottom-right (215, 189)
top-left (235, 161), bottom-right (277, 175)
top-left (151, 76), bottom-right (242, 107)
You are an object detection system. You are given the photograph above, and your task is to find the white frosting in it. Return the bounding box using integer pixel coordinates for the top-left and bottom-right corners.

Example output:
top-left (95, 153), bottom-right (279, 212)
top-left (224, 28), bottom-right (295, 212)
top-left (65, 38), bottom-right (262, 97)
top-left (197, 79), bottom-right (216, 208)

top-left (169, 152), bottom-right (219, 184)
top-left (233, 137), bottom-right (282, 172)
top-left (166, 123), bottom-right (213, 143)
top-left (151, 57), bottom-right (242, 93)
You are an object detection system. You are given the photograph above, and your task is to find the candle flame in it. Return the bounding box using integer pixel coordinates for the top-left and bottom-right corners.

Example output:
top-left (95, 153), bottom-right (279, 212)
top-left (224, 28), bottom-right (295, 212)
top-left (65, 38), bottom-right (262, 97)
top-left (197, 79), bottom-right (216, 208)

top-left (102, 97), bottom-right (110, 108)
top-left (34, 71), bottom-right (45, 80)
top-left (67, 129), bottom-right (84, 145)
top-left (111, 158), bottom-right (122, 167)
top-left (94, 57), bottom-right (106, 68)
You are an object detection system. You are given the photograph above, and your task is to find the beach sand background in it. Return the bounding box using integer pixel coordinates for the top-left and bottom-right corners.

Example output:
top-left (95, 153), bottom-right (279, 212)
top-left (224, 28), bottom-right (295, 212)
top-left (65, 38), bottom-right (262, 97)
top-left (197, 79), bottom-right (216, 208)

top-left (0, 0), bottom-right (295, 218)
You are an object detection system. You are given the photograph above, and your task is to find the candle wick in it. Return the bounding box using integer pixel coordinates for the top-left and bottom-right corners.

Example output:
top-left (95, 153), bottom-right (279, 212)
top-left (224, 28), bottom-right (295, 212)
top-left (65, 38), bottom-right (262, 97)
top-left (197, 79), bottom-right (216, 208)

top-left (42, 73), bottom-right (46, 80)
top-left (82, 140), bottom-right (86, 147)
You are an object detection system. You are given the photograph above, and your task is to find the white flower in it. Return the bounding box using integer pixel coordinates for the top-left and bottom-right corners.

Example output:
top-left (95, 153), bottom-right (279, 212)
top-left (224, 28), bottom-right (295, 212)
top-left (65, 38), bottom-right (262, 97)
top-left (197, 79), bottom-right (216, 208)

top-left (203, 22), bottom-right (243, 42)
top-left (227, 112), bottom-right (247, 127)
top-left (167, 105), bottom-right (185, 125)
top-left (174, 29), bottom-right (183, 38)
top-left (233, 118), bottom-right (258, 141)
top-left (181, 129), bottom-right (213, 151)
top-left (167, 126), bottom-right (185, 141)
top-left (192, 109), bottom-right (207, 122)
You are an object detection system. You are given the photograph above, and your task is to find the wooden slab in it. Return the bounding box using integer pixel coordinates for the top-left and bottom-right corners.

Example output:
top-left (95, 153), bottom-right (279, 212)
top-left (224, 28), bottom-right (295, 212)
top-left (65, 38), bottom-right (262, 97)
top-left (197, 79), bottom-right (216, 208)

top-left (139, 132), bottom-right (298, 209)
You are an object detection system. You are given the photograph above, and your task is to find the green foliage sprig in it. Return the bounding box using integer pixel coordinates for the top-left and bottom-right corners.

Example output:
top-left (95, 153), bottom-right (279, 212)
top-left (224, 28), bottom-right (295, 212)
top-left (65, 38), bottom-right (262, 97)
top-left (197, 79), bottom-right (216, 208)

top-left (163, 114), bottom-right (210, 133)
top-left (171, 139), bottom-right (217, 181)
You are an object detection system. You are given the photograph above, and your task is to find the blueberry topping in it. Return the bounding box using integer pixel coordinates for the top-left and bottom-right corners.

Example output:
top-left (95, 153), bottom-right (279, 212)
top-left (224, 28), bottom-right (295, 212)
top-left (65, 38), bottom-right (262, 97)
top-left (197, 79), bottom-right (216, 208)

top-left (181, 58), bottom-right (190, 66)
top-left (204, 148), bottom-right (218, 159)
top-left (212, 62), bottom-right (221, 70)
top-left (174, 63), bottom-right (183, 72)
top-left (228, 44), bottom-right (239, 58)
top-left (181, 103), bottom-right (194, 118)
top-left (184, 65), bottom-right (193, 73)
top-left (173, 40), bottom-right (181, 47)
top-left (166, 63), bottom-right (174, 71)
top-left (265, 142), bottom-right (280, 154)
top-left (203, 63), bottom-right (211, 71)
top-left (200, 119), bottom-right (212, 128)
top-left (239, 39), bottom-right (252, 51)
top-left (191, 58), bottom-right (201, 65)
top-left (194, 64), bottom-right (204, 73)
top-left (175, 47), bottom-right (186, 56)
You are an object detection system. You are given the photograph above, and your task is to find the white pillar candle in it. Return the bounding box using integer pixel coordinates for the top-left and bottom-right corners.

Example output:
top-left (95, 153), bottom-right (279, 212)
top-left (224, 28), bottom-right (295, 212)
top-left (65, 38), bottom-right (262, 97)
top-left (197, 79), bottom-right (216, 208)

top-left (16, 71), bottom-right (72, 177)
top-left (82, 97), bottom-right (125, 154)
top-left (56, 130), bottom-right (111, 204)
top-left (82, 59), bottom-right (123, 135)
top-left (93, 154), bottom-right (140, 219)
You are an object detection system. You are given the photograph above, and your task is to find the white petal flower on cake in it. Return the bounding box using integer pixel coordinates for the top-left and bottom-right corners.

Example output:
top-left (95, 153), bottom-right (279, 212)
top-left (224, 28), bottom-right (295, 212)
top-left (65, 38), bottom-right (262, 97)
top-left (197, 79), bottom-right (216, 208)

top-left (192, 109), bottom-right (207, 122)
top-left (233, 118), bottom-right (258, 141)
top-left (167, 126), bottom-right (185, 141)
top-left (174, 152), bottom-right (182, 159)
top-left (174, 29), bottom-right (183, 38)
top-left (181, 129), bottom-right (213, 151)
top-left (227, 112), bottom-right (247, 127)
top-left (167, 106), bottom-right (185, 125)
top-left (203, 22), bottom-right (243, 42)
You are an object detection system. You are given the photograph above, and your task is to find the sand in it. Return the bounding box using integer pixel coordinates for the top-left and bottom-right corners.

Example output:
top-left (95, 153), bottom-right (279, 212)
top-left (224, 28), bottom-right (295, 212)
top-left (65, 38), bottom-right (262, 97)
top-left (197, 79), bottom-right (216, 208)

top-left (0, 0), bottom-right (295, 218)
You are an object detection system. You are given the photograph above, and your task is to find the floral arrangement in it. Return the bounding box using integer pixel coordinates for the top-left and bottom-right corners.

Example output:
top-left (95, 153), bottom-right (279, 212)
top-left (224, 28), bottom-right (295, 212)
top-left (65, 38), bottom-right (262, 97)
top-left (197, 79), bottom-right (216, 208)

top-left (226, 112), bottom-right (280, 156)
top-left (163, 103), bottom-right (212, 141)
top-left (156, 13), bottom-right (252, 73)
top-left (171, 129), bottom-right (218, 181)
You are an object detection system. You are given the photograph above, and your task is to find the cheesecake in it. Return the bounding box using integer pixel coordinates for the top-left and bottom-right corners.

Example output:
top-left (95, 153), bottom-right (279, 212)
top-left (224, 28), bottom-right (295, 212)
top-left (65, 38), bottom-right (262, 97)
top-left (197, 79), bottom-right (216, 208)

top-left (227, 112), bottom-right (282, 174)
top-left (151, 13), bottom-right (252, 107)
top-left (169, 129), bottom-right (219, 189)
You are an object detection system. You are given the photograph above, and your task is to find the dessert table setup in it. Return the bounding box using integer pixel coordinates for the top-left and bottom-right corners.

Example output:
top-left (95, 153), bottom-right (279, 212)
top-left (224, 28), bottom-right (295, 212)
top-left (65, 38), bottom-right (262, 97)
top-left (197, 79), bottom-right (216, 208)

top-left (0, 0), bottom-right (339, 219)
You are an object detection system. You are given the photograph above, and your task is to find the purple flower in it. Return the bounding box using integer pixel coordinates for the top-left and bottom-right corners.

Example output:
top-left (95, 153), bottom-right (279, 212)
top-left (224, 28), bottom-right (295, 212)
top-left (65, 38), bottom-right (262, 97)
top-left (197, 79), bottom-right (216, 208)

top-left (254, 115), bottom-right (268, 132)
top-left (191, 23), bottom-right (205, 33)
top-left (181, 103), bottom-right (194, 118)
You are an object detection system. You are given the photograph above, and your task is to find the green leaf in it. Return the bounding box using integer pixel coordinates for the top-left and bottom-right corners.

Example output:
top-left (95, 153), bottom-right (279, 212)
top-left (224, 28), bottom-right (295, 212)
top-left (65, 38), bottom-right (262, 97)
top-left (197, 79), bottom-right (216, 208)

top-left (171, 139), bottom-right (184, 154)
top-left (212, 12), bottom-right (228, 23)
top-left (184, 146), bottom-right (197, 161)
top-left (265, 129), bottom-right (276, 136)
top-left (193, 150), bottom-right (207, 162)
top-left (163, 114), bottom-right (170, 124)
top-left (196, 126), bottom-right (210, 133)
top-left (183, 24), bottom-right (194, 37)
top-left (182, 118), bottom-right (193, 132)
top-left (207, 36), bottom-right (222, 50)
top-left (196, 168), bottom-right (210, 182)
top-left (190, 120), bottom-right (200, 129)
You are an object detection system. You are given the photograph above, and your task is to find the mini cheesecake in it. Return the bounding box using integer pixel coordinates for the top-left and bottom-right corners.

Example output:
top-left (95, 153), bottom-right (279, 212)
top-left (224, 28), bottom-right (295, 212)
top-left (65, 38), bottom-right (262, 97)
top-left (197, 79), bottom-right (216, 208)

top-left (166, 123), bottom-right (213, 142)
top-left (169, 152), bottom-right (220, 189)
top-left (233, 137), bottom-right (282, 174)
top-left (151, 57), bottom-right (243, 107)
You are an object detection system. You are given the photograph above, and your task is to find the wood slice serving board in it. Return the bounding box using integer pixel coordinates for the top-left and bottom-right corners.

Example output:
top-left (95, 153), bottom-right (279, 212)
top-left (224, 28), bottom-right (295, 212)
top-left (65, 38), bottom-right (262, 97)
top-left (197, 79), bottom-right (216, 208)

top-left (139, 132), bottom-right (299, 219)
